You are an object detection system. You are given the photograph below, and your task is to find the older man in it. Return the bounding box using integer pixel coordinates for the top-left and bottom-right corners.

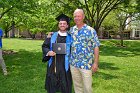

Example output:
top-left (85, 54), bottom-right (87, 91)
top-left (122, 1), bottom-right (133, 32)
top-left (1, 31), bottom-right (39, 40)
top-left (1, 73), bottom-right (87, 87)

top-left (69, 9), bottom-right (100, 93)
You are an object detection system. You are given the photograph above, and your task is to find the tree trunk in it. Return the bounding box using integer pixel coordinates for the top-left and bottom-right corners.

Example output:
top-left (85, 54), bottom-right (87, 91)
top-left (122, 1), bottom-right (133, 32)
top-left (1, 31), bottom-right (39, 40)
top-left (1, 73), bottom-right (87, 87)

top-left (11, 21), bottom-right (15, 38)
top-left (120, 23), bottom-right (124, 47)
top-left (120, 31), bottom-right (124, 47)
top-left (4, 30), bottom-right (8, 38)
top-left (32, 34), bottom-right (35, 39)
top-left (94, 26), bottom-right (100, 35)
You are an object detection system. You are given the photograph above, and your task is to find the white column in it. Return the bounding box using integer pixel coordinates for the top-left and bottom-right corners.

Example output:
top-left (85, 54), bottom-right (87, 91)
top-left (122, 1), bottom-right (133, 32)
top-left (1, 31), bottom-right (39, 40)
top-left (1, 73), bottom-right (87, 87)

top-left (131, 28), bottom-right (135, 38)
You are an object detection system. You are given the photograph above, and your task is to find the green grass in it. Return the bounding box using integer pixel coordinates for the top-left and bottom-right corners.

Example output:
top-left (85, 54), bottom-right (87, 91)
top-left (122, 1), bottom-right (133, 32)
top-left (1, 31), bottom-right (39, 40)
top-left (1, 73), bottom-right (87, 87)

top-left (1, 38), bottom-right (46, 93)
top-left (94, 40), bottom-right (140, 93)
top-left (0, 38), bottom-right (140, 93)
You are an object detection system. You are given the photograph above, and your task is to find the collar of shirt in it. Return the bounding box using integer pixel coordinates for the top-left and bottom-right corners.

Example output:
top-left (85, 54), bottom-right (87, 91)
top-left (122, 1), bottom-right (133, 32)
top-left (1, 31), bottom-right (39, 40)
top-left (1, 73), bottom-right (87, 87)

top-left (75, 24), bottom-right (87, 31)
top-left (73, 24), bottom-right (87, 35)
top-left (58, 31), bottom-right (67, 36)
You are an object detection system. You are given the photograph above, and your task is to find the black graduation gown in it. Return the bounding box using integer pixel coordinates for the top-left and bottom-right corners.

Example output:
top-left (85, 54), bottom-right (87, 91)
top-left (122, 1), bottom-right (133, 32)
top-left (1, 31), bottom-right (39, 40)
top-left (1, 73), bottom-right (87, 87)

top-left (42, 34), bottom-right (72, 93)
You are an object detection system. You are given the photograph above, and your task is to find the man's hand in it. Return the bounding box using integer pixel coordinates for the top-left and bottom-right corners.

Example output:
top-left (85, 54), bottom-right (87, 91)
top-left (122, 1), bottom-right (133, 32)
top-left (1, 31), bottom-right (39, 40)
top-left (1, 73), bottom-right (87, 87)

top-left (47, 32), bottom-right (53, 38)
top-left (48, 51), bottom-right (56, 56)
top-left (92, 47), bottom-right (99, 73)
top-left (91, 63), bottom-right (98, 73)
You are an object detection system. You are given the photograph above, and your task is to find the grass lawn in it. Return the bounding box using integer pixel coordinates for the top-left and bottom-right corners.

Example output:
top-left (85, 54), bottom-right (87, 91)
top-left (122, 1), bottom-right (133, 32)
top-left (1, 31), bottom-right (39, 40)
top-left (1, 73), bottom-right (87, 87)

top-left (0, 38), bottom-right (140, 93)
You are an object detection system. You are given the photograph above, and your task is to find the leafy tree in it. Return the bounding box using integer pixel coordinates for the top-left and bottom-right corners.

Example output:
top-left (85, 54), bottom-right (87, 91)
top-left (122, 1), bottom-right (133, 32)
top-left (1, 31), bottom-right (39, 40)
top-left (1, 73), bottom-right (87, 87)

top-left (0, 0), bottom-right (139, 40)
top-left (102, 11), bottom-right (119, 38)
top-left (0, 0), bottom-right (13, 19)
top-left (115, 0), bottom-right (139, 46)
top-left (52, 0), bottom-right (129, 34)
top-left (19, 0), bottom-right (58, 39)
top-left (0, 0), bottom-right (40, 37)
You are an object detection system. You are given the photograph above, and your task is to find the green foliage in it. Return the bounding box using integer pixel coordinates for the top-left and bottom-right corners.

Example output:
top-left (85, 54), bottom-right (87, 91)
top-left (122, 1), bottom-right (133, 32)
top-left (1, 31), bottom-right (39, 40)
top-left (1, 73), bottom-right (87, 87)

top-left (0, 0), bottom-right (140, 36)
top-left (0, 0), bottom-right (73, 35)
top-left (102, 11), bottom-right (119, 31)
top-left (52, 0), bottom-right (132, 32)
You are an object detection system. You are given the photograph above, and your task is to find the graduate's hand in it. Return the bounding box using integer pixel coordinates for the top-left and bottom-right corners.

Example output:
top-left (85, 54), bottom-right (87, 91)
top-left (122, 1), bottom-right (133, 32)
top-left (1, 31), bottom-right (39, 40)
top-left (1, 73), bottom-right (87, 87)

top-left (47, 32), bottom-right (54, 38)
top-left (48, 51), bottom-right (56, 56)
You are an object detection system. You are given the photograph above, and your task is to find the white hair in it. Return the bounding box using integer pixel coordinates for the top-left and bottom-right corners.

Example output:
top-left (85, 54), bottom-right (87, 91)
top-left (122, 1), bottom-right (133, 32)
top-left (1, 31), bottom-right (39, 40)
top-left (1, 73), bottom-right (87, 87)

top-left (74, 8), bottom-right (85, 17)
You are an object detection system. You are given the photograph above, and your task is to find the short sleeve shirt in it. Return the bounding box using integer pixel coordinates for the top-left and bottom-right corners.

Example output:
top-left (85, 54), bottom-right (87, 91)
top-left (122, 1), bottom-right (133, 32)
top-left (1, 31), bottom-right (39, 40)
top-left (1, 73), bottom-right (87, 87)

top-left (69, 24), bottom-right (100, 70)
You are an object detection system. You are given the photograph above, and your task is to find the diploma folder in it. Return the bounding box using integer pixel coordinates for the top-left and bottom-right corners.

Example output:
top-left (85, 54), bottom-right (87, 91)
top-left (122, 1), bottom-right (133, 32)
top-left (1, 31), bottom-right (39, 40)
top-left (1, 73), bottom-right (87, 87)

top-left (52, 43), bottom-right (66, 54)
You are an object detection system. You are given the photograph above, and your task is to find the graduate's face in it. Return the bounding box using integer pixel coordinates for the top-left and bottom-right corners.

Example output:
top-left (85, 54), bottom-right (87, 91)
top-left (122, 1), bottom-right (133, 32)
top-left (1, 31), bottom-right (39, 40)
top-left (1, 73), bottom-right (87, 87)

top-left (58, 21), bottom-right (68, 32)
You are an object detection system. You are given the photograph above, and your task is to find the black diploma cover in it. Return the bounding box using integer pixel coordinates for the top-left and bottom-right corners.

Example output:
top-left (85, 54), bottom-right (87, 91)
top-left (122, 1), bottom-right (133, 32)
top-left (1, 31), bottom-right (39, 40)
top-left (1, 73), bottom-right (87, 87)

top-left (52, 43), bottom-right (66, 54)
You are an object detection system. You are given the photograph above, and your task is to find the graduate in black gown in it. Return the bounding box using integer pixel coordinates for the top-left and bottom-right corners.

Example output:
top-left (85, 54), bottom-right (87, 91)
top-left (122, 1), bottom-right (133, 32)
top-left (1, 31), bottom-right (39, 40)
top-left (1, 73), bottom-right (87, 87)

top-left (42, 14), bottom-right (72, 93)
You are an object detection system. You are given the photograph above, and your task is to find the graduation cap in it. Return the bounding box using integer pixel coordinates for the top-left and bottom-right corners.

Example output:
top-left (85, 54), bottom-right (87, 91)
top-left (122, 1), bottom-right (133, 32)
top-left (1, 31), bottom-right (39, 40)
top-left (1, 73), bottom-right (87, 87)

top-left (55, 14), bottom-right (71, 24)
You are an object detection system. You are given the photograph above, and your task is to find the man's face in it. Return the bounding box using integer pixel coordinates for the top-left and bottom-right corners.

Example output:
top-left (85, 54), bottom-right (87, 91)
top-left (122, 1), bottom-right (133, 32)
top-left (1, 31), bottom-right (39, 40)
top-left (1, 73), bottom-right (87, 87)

top-left (74, 11), bottom-right (84, 25)
top-left (58, 21), bottom-right (68, 32)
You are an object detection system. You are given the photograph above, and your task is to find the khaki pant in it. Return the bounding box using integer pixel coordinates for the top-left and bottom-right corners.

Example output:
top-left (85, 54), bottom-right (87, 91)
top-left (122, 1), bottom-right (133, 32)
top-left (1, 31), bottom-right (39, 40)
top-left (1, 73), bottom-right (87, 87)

top-left (70, 65), bottom-right (93, 93)
top-left (0, 49), bottom-right (7, 74)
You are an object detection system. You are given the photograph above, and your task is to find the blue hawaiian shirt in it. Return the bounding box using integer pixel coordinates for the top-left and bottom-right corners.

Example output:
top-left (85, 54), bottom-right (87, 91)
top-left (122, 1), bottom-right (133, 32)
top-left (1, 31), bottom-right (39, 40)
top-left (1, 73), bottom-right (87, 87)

top-left (69, 24), bottom-right (100, 70)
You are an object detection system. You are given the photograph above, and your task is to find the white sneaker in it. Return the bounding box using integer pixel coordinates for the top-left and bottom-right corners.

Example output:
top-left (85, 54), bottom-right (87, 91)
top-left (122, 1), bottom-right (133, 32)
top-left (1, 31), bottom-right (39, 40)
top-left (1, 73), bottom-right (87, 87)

top-left (3, 70), bottom-right (8, 76)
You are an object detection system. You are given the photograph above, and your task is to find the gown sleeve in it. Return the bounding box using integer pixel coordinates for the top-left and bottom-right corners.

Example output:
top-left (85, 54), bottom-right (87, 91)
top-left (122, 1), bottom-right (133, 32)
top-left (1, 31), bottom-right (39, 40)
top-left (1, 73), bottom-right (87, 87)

top-left (42, 38), bottom-right (51, 62)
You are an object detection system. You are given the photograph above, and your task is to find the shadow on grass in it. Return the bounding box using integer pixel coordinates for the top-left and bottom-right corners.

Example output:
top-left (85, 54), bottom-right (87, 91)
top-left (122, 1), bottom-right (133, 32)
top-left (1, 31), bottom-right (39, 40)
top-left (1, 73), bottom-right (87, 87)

top-left (99, 62), bottom-right (119, 70)
top-left (100, 40), bottom-right (140, 57)
top-left (1, 49), bottom-right (47, 93)
top-left (4, 49), bottom-right (42, 63)
top-left (4, 49), bottom-right (120, 79)
top-left (93, 71), bottom-right (118, 80)
top-left (3, 49), bottom-right (44, 76)
top-left (92, 62), bottom-right (119, 80)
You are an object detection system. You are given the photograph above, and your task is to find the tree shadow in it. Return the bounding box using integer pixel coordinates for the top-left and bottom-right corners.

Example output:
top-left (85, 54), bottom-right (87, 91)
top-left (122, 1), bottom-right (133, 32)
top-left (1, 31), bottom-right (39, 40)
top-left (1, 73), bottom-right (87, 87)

top-left (93, 62), bottom-right (120, 80)
top-left (2, 49), bottom-right (47, 93)
top-left (99, 62), bottom-right (120, 70)
top-left (100, 40), bottom-right (140, 57)
top-left (3, 49), bottom-right (44, 75)
top-left (93, 71), bottom-right (118, 80)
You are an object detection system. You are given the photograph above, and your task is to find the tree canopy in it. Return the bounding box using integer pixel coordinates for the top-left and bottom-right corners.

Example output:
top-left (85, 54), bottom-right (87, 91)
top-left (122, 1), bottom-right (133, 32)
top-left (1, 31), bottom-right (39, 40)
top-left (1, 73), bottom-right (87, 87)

top-left (0, 0), bottom-right (140, 38)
